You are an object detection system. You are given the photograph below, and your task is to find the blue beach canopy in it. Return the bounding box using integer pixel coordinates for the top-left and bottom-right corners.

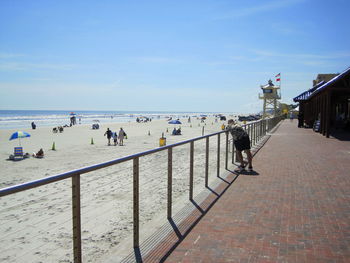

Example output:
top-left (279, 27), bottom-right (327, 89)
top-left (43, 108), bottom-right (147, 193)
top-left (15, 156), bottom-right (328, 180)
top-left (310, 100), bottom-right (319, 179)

top-left (9, 131), bottom-right (31, 146)
top-left (9, 131), bottom-right (31, 140)
top-left (168, 120), bottom-right (182, 124)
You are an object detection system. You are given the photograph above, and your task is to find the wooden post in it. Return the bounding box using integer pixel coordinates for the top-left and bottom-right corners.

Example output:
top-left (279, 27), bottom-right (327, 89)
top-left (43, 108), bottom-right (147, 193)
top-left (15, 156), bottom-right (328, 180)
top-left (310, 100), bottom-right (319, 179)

top-left (133, 158), bottom-right (139, 248)
top-left (232, 136), bottom-right (235, 164)
top-left (167, 148), bottom-right (172, 218)
top-left (205, 137), bottom-right (209, 187)
top-left (189, 141), bottom-right (194, 200)
top-left (326, 91), bottom-right (331, 138)
top-left (254, 123), bottom-right (256, 145)
top-left (72, 175), bottom-right (82, 263)
top-left (225, 132), bottom-right (228, 170)
top-left (252, 123), bottom-right (256, 145)
top-left (217, 133), bottom-right (220, 177)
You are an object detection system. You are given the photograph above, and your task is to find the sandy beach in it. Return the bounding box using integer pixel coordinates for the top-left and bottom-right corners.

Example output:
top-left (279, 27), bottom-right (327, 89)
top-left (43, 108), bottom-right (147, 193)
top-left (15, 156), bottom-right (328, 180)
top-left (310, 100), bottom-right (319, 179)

top-left (0, 115), bottom-right (233, 262)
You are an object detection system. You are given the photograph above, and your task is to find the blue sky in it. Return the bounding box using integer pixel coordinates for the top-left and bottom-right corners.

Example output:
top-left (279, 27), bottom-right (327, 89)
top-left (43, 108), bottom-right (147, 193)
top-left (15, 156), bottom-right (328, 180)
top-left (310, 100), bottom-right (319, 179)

top-left (0, 0), bottom-right (349, 113)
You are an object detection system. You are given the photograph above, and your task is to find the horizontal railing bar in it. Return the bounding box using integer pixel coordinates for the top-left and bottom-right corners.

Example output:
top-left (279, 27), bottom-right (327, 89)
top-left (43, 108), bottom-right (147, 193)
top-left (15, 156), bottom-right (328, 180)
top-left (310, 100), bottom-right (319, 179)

top-left (0, 130), bottom-right (225, 198)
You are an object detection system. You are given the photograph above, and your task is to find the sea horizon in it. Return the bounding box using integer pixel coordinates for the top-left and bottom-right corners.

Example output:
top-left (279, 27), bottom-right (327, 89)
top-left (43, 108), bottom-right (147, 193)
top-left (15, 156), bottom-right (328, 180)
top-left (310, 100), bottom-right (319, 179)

top-left (0, 109), bottom-right (231, 130)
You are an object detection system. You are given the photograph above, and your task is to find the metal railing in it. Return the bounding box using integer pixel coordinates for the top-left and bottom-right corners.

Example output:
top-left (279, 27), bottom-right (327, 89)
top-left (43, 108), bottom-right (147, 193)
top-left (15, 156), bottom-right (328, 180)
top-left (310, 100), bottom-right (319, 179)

top-left (0, 116), bottom-right (282, 263)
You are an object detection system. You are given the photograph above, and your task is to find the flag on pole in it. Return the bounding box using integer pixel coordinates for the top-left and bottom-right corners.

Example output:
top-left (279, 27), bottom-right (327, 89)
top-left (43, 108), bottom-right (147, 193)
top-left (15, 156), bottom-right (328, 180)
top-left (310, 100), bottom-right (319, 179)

top-left (275, 73), bottom-right (281, 82)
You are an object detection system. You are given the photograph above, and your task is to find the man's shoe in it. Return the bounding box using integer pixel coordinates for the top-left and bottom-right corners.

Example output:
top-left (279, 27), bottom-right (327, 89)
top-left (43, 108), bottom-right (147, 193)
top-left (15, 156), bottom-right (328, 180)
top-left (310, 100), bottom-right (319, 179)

top-left (234, 165), bottom-right (245, 172)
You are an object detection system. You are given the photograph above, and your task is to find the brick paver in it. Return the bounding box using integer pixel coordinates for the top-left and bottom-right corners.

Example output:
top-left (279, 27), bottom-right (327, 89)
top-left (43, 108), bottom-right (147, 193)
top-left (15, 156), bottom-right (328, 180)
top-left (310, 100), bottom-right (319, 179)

top-left (164, 120), bottom-right (350, 263)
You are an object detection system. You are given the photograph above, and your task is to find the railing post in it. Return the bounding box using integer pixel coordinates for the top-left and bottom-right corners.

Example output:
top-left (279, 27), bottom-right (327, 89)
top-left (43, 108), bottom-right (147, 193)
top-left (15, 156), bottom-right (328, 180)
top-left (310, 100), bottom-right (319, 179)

top-left (248, 125), bottom-right (251, 147)
top-left (249, 123), bottom-right (255, 146)
top-left (262, 120), bottom-right (264, 136)
top-left (167, 148), bottom-right (172, 219)
top-left (232, 136), bottom-right (235, 164)
top-left (72, 175), bottom-right (82, 263)
top-left (254, 123), bottom-right (256, 144)
top-left (189, 141), bottom-right (194, 200)
top-left (133, 157), bottom-right (139, 248)
top-left (217, 133), bottom-right (220, 177)
top-left (253, 123), bottom-right (256, 146)
top-left (205, 137), bottom-right (209, 188)
top-left (225, 132), bottom-right (228, 170)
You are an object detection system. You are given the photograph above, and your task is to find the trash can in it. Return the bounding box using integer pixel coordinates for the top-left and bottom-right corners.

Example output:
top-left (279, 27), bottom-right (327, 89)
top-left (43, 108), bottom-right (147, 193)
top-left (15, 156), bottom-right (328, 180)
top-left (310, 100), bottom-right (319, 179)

top-left (159, 137), bottom-right (166, 147)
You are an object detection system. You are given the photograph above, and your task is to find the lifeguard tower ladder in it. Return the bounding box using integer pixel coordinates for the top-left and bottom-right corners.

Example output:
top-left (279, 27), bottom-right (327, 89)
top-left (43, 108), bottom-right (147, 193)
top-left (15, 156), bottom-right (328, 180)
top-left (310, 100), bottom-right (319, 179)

top-left (259, 80), bottom-right (281, 119)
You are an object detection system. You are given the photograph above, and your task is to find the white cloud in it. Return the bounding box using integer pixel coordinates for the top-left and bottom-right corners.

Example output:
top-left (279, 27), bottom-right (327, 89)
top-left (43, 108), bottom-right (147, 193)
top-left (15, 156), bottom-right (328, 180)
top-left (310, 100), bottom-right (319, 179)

top-left (248, 49), bottom-right (350, 67)
top-left (0, 53), bottom-right (25, 59)
top-left (215, 0), bottom-right (305, 19)
top-left (251, 49), bottom-right (350, 60)
top-left (0, 62), bottom-right (77, 71)
top-left (270, 22), bottom-right (305, 36)
top-left (134, 56), bottom-right (184, 64)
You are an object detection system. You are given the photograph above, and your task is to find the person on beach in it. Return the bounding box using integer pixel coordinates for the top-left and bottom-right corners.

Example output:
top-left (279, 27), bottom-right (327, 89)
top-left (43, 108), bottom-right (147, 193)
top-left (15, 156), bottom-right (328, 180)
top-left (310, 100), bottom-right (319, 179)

top-left (104, 128), bottom-right (113, 146)
top-left (118, 128), bottom-right (125, 146)
top-left (113, 131), bottom-right (118, 146)
top-left (227, 119), bottom-right (253, 172)
top-left (298, 112), bottom-right (304, 128)
top-left (176, 127), bottom-right (181, 135)
top-left (32, 148), bottom-right (44, 158)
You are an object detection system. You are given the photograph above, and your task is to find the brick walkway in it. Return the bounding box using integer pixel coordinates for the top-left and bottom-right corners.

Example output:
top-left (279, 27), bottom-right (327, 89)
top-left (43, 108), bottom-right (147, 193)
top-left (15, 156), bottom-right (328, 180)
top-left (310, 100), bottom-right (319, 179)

top-left (164, 120), bottom-right (350, 263)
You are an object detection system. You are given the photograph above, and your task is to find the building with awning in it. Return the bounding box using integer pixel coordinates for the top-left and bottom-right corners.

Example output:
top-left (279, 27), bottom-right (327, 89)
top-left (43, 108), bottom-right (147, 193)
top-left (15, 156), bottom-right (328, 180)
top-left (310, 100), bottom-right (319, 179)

top-left (293, 67), bottom-right (350, 137)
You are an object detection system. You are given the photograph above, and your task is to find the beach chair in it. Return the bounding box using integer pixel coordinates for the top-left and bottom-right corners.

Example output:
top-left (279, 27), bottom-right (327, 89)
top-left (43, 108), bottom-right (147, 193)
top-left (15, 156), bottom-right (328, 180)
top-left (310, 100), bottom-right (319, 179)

top-left (14, 147), bottom-right (24, 158)
top-left (9, 147), bottom-right (29, 160)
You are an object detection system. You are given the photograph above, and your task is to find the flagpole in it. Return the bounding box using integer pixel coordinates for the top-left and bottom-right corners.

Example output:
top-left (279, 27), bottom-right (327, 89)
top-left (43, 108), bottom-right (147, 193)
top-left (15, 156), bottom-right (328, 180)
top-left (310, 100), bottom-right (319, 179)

top-left (279, 73), bottom-right (281, 99)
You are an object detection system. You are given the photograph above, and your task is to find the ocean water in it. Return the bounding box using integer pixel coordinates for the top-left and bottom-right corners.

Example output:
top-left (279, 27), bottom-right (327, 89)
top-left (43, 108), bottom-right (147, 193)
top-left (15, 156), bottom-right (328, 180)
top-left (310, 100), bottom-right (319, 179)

top-left (0, 110), bottom-right (212, 130)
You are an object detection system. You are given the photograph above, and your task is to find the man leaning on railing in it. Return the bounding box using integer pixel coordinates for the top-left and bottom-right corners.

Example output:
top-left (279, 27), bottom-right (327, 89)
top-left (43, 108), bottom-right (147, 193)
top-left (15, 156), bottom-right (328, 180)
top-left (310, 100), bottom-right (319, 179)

top-left (226, 119), bottom-right (253, 172)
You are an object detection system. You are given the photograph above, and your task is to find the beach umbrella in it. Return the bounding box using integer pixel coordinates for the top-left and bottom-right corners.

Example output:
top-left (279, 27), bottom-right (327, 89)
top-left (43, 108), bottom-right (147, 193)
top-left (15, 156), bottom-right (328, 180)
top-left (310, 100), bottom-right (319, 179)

top-left (9, 131), bottom-right (31, 146)
top-left (168, 120), bottom-right (182, 124)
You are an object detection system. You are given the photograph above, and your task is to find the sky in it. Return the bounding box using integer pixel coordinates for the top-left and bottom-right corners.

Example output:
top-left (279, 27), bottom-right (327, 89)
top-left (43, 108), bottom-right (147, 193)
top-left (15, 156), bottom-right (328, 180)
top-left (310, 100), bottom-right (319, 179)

top-left (0, 0), bottom-right (349, 113)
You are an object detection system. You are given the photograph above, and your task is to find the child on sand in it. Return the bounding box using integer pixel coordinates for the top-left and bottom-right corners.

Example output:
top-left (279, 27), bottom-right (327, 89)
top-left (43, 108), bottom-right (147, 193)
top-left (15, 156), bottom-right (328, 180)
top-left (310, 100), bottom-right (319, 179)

top-left (113, 132), bottom-right (118, 146)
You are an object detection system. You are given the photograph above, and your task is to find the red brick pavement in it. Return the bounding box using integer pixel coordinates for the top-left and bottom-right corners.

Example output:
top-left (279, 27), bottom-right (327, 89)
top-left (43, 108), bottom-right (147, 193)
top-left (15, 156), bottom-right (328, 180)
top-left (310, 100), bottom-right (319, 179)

top-left (164, 120), bottom-right (350, 263)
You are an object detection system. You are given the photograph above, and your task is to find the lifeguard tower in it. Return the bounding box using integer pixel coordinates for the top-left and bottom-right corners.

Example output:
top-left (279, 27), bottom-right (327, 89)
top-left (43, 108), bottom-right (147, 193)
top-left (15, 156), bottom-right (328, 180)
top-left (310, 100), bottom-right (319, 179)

top-left (259, 79), bottom-right (281, 118)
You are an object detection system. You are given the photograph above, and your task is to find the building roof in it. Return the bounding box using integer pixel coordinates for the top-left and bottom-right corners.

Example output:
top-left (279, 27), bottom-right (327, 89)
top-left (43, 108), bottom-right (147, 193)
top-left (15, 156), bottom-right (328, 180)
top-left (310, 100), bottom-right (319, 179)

top-left (293, 67), bottom-right (350, 102)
